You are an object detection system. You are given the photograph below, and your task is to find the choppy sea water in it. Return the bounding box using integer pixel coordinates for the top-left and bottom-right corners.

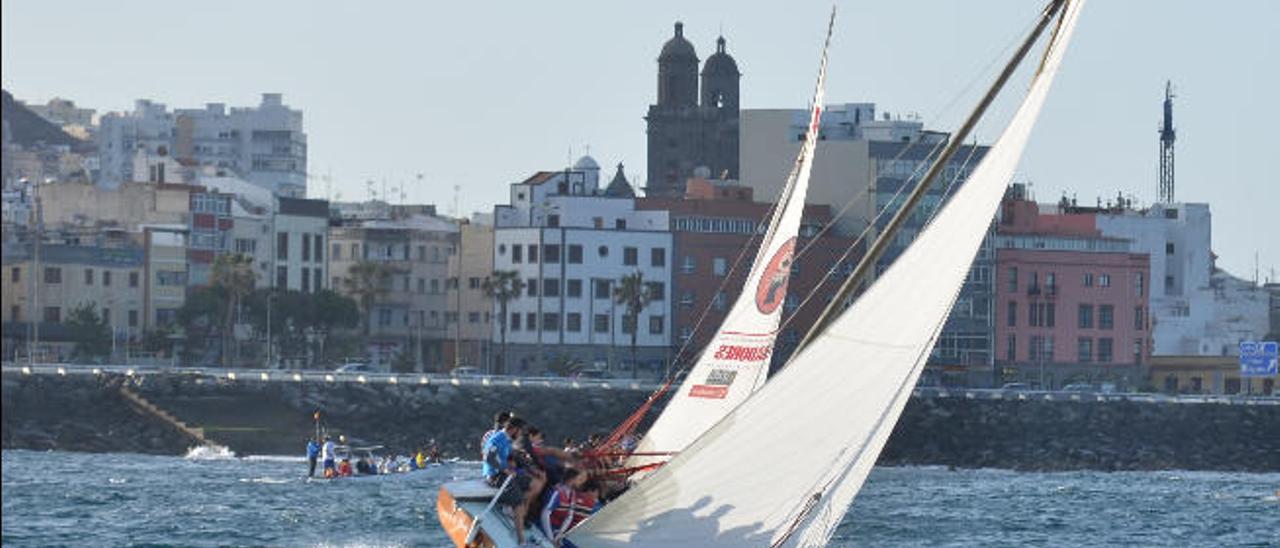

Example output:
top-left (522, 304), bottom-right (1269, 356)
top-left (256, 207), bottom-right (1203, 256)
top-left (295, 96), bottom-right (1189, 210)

top-left (2, 449), bottom-right (1276, 547)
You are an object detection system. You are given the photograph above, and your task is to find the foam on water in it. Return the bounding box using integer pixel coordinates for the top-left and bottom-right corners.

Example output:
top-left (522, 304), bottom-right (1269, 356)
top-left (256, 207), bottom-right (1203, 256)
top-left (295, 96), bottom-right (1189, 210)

top-left (184, 444), bottom-right (236, 460)
top-left (240, 454), bottom-right (304, 463)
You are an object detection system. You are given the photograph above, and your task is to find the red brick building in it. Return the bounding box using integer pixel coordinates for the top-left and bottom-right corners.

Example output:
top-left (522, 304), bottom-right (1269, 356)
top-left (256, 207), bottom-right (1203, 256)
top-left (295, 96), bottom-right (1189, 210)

top-left (639, 177), bottom-right (861, 370)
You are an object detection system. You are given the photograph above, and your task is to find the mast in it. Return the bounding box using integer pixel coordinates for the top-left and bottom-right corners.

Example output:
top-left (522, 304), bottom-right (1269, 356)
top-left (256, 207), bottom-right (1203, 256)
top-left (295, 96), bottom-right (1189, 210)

top-left (795, 0), bottom-right (1067, 354)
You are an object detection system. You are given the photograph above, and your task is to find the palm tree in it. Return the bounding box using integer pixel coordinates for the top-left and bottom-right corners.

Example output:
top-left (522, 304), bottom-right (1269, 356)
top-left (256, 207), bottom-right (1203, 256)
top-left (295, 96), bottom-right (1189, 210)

top-left (613, 271), bottom-right (653, 379)
top-left (482, 270), bottom-right (524, 374)
top-left (342, 260), bottom-right (396, 336)
top-left (211, 253), bottom-right (255, 367)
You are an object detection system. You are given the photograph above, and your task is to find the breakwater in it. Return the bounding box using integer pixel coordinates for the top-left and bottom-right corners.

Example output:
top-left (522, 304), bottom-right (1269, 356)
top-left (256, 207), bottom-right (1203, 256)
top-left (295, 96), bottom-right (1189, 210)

top-left (3, 372), bottom-right (1278, 472)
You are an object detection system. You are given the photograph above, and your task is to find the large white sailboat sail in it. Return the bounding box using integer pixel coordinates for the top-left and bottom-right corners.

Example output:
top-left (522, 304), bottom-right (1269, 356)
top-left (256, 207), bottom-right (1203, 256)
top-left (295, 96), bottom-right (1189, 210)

top-left (570, 1), bottom-right (1084, 546)
top-left (625, 9), bottom-right (836, 473)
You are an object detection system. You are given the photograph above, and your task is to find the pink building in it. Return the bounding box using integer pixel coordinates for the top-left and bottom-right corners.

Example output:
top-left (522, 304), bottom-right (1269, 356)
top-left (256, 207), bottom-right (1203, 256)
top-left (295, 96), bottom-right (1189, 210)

top-left (994, 190), bottom-right (1151, 389)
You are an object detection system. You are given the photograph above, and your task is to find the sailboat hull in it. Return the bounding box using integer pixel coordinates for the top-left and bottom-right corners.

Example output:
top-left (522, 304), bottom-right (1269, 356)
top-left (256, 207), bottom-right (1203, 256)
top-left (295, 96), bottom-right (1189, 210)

top-left (436, 479), bottom-right (555, 548)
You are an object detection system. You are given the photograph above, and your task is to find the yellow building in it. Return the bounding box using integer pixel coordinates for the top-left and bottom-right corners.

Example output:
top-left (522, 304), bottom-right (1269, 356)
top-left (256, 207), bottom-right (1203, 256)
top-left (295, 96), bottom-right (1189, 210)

top-left (1148, 355), bottom-right (1277, 396)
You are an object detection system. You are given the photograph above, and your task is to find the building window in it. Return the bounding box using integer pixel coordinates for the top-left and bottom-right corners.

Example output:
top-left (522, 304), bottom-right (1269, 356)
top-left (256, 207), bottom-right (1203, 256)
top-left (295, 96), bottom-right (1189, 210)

top-left (10, 305), bottom-right (19, 321)
top-left (526, 312), bottom-right (538, 331)
top-left (129, 271), bottom-right (140, 288)
top-left (527, 278), bottom-right (538, 297)
top-left (1099, 273), bottom-right (1110, 287)
top-left (1028, 302), bottom-right (1039, 327)
top-left (1082, 273), bottom-right (1093, 287)
top-left (623, 247), bottom-right (638, 266)
top-left (1006, 267), bottom-right (1018, 292)
top-left (527, 245), bottom-right (538, 263)
top-left (568, 245), bottom-right (583, 264)
top-left (680, 326), bottom-right (692, 343)
top-left (332, 243), bottom-right (341, 260)
top-left (649, 315), bottom-right (665, 335)
top-left (713, 291), bottom-right (727, 311)
top-left (466, 277), bottom-right (479, 289)
top-left (302, 233), bottom-right (312, 262)
top-left (9, 267), bottom-right (18, 283)
top-left (43, 306), bottom-right (61, 323)
top-left (651, 248), bottom-right (665, 267)
top-left (682, 256), bottom-right (695, 274)
top-left (1165, 242), bottom-right (1175, 255)
top-left (1164, 275), bottom-right (1174, 292)
top-left (417, 278), bottom-right (426, 294)
top-left (1098, 338), bottom-right (1113, 363)
top-left (615, 219), bottom-right (627, 230)
top-left (1078, 304), bottom-right (1094, 329)
top-left (543, 313), bottom-right (560, 331)
top-left (277, 266), bottom-right (288, 289)
top-left (511, 313), bottom-right (521, 331)
top-left (680, 292), bottom-right (695, 308)
top-left (566, 313), bottom-right (582, 332)
top-left (598, 245), bottom-right (609, 258)
top-left (1136, 273), bottom-right (1145, 297)
top-left (594, 314), bottom-right (609, 333)
top-left (1099, 305), bottom-right (1114, 330)
top-left (302, 269), bottom-right (311, 292)
top-left (647, 282), bottom-right (665, 301)
top-left (313, 268), bottom-right (322, 292)
top-left (1134, 338), bottom-right (1144, 365)
top-left (44, 267), bottom-right (62, 284)
top-left (351, 243), bottom-right (360, 259)
top-left (512, 245), bottom-right (523, 263)
top-left (548, 214), bottom-right (560, 228)
top-left (128, 309), bottom-right (138, 328)
top-left (1045, 272), bottom-right (1056, 292)
top-left (277, 232), bottom-right (289, 260)
top-left (431, 279), bottom-right (440, 293)
top-left (377, 308), bottom-right (392, 327)
top-left (1134, 307), bottom-right (1145, 330)
top-left (592, 217), bottom-right (603, 229)
top-left (1077, 337), bottom-right (1093, 363)
top-left (594, 279), bottom-right (610, 299)
top-left (544, 278), bottom-right (560, 297)
top-left (544, 244), bottom-right (561, 263)
top-left (713, 257), bottom-right (727, 277)
top-left (84, 268), bottom-right (94, 285)
top-left (1006, 334), bottom-right (1016, 362)
top-left (567, 279), bottom-right (582, 298)
top-left (157, 271), bottom-right (186, 286)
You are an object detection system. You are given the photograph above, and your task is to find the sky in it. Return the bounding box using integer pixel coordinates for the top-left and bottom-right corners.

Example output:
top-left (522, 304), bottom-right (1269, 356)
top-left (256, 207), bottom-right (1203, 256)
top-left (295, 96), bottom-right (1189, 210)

top-left (3, 1), bottom-right (1277, 280)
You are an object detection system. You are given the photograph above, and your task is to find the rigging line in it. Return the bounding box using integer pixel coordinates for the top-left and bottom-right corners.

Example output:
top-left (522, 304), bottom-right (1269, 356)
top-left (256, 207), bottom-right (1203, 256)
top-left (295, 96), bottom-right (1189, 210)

top-left (775, 138), bottom-right (950, 338)
top-left (787, 4), bottom-right (1043, 269)
top-left (794, 0), bottom-right (1066, 357)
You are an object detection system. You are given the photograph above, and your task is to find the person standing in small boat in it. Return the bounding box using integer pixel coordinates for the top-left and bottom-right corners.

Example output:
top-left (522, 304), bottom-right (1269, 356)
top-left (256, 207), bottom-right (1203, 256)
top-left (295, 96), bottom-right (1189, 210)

top-left (320, 435), bottom-right (337, 479)
top-left (305, 437), bottom-right (320, 478)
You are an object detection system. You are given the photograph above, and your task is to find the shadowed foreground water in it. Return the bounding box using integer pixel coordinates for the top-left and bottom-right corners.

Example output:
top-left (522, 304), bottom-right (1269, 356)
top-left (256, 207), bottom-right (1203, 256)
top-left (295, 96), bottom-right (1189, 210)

top-left (2, 449), bottom-right (1276, 547)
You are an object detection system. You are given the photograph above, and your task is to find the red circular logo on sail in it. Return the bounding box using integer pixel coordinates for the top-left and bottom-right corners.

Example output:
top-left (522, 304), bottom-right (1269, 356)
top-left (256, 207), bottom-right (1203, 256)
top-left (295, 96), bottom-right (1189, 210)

top-left (755, 238), bottom-right (796, 314)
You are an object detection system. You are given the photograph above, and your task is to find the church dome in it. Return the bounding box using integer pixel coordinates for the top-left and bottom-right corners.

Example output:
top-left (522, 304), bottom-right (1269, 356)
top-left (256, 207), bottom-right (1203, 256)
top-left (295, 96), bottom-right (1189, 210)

top-left (604, 162), bottom-right (636, 198)
top-left (702, 36), bottom-right (739, 76)
top-left (573, 155), bottom-right (600, 171)
top-left (659, 22), bottom-right (698, 61)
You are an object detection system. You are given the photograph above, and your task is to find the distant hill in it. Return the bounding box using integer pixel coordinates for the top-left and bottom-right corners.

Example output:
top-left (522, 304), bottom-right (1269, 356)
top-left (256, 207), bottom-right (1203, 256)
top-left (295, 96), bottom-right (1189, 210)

top-left (1, 89), bottom-right (86, 149)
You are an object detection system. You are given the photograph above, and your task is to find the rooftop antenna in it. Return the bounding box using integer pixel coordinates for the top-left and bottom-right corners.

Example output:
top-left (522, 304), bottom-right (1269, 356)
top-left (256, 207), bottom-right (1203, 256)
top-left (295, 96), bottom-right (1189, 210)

top-left (1159, 80), bottom-right (1177, 203)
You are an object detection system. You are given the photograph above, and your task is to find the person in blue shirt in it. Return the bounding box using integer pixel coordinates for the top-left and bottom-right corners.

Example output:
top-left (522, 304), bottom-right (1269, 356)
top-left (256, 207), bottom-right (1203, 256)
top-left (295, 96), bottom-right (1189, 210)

top-left (482, 418), bottom-right (520, 483)
top-left (305, 438), bottom-right (320, 478)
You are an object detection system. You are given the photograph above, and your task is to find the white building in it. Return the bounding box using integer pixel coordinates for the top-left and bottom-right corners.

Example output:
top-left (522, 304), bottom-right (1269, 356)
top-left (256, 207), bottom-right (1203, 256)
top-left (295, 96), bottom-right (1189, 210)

top-left (97, 94), bottom-right (306, 196)
top-left (493, 157), bottom-right (673, 377)
top-left (1096, 202), bottom-right (1269, 356)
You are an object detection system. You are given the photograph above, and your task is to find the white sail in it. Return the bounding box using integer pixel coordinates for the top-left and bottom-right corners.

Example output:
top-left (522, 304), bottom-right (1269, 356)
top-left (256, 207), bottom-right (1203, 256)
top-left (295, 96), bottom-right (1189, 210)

top-left (570, 2), bottom-right (1084, 546)
top-left (625, 9), bottom-right (836, 473)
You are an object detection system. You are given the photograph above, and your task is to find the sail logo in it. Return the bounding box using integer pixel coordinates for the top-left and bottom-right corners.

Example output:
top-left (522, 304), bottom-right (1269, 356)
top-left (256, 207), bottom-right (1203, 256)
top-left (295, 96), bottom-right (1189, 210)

top-left (755, 237), bottom-right (797, 314)
top-left (712, 344), bottom-right (772, 363)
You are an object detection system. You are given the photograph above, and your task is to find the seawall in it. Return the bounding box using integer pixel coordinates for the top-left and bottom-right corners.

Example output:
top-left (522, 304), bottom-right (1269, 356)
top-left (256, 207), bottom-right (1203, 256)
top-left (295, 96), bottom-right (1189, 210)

top-left (3, 373), bottom-right (1278, 472)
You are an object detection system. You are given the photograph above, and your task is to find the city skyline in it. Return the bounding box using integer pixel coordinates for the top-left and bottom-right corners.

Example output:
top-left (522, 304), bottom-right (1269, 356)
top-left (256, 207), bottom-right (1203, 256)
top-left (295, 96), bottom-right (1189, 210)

top-left (2, 0), bottom-right (1276, 279)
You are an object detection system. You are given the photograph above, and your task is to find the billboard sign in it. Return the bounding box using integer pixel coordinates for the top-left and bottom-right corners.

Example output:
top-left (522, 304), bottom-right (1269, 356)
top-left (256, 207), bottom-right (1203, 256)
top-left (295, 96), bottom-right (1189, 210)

top-left (1239, 341), bottom-right (1279, 377)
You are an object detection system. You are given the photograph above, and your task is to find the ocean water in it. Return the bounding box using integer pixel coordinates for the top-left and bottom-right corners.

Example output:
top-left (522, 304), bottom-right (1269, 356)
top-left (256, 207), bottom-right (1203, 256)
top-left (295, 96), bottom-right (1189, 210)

top-left (2, 449), bottom-right (1276, 547)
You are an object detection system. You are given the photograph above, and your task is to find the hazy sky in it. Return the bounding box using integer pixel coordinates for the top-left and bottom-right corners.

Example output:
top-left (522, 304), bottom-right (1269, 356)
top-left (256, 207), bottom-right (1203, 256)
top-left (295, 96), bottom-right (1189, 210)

top-left (3, 1), bottom-right (1276, 279)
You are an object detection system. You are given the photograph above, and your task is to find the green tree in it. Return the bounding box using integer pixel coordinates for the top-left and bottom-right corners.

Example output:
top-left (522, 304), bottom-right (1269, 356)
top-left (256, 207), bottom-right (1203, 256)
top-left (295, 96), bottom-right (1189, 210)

top-left (211, 253), bottom-right (256, 367)
top-left (177, 286), bottom-right (224, 364)
top-left (66, 303), bottom-right (111, 362)
top-left (246, 288), bottom-right (360, 366)
top-left (481, 270), bottom-right (524, 374)
top-left (342, 261), bottom-right (396, 336)
top-left (613, 271), bottom-right (653, 379)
